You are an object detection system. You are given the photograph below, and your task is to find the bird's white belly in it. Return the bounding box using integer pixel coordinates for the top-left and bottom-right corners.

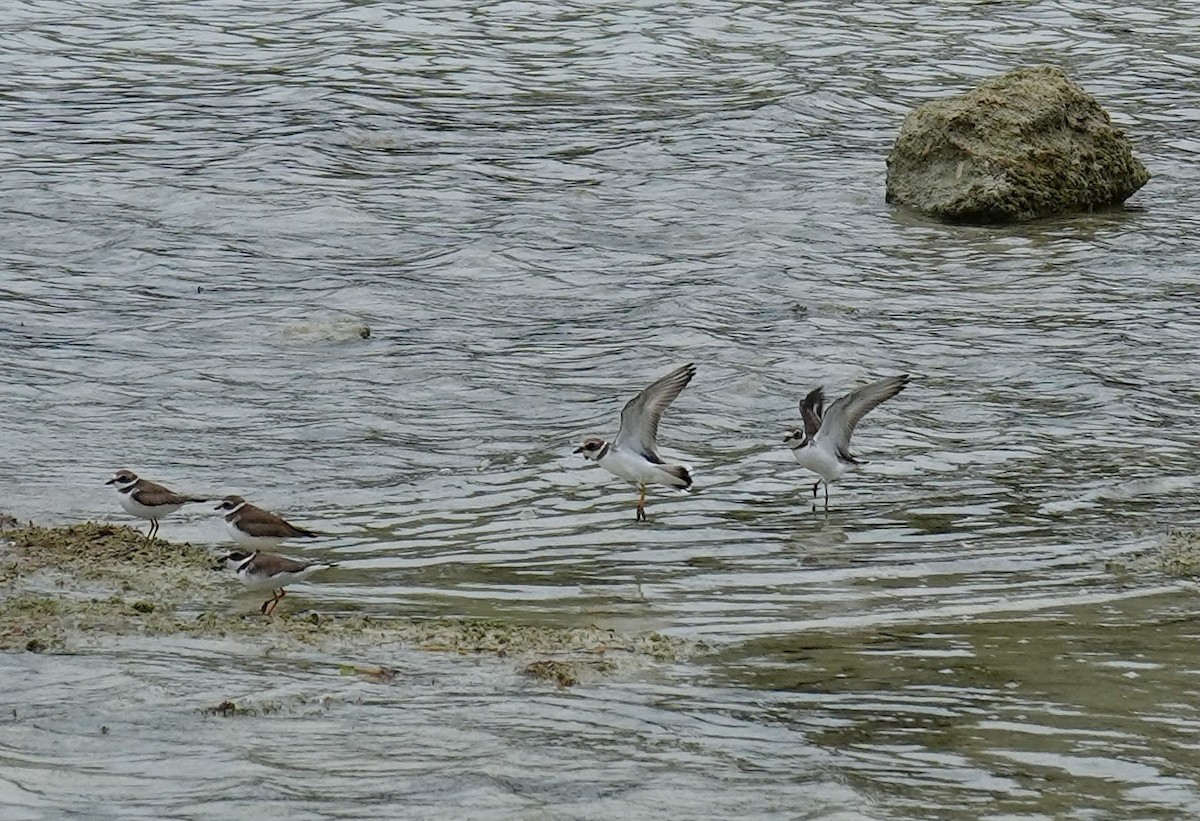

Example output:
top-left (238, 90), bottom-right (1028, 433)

top-left (225, 520), bottom-right (286, 549)
top-left (598, 448), bottom-right (680, 488)
top-left (791, 442), bottom-right (850, 483)
top-left (118, 494), bottom-right (181, 521)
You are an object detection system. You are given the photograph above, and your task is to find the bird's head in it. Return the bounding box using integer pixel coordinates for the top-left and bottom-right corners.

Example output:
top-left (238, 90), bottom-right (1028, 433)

top-left (573, 437), bottom-right (606, 462)
top-left (215, 550), bottom-right (253, 571)
top-left (783, 429), bottom-right (809, 450)
top-left (214, 496), bottom-right (245, 513)
top-left (106, 469), bottom-right (138, 488)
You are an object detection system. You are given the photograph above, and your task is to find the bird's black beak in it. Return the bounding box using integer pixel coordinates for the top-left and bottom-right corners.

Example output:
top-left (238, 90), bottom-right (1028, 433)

top-left (105, 478), bottom-right (116, 485)
top-left (212, 560), bottom-right (225, 571)
top-left (213, 503), bottom-right (224, 510)
top-left (573, 446), bottom-right (584, 455)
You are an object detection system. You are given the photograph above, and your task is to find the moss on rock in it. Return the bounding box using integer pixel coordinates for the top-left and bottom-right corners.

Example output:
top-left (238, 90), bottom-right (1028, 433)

top-left (885, 65), bottom-right (1150, 223)
top-left (1, 521), bottom-right (702, 678)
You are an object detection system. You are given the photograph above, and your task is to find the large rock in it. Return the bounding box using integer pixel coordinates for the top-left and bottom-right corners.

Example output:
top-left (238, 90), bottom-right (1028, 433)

top-left (885, 66), bottom-right (1150, 223)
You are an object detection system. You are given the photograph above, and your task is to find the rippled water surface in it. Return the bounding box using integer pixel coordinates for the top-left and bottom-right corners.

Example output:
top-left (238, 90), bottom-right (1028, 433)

top-left (3, 0), bottom-right (1200, 818)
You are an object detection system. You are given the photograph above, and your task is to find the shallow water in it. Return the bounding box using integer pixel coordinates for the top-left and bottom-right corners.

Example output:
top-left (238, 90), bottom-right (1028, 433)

top-left (3, 0), bottom-right (1200, 818)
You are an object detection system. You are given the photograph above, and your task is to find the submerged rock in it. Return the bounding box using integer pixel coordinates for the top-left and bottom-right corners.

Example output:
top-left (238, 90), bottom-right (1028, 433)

top-left (1109, 529), bottom-right (1200, 579)
top-left (885, 65), bottom-right (1150, 223)
top-left (275, 318), bottom-right (371, 343)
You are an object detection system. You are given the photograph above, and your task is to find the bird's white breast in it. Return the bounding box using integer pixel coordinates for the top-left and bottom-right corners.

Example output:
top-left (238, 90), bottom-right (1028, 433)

top-left (598, 447), bottom-right (681, 487)
top-left (791, 440), bottom-right (850, 483)
top-left (117, 492), bottom-right (181, 520)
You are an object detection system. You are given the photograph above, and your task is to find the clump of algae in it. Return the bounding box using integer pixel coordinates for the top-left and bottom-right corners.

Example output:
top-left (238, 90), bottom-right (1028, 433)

top-left (3, 521), bottom-right (215, 572)
top-left (523, 659), bottom-right (584, 688)
top-left (1, 521), bottom-right (702, 679)
top-left (1107, 529), bottom-right (1200, 579)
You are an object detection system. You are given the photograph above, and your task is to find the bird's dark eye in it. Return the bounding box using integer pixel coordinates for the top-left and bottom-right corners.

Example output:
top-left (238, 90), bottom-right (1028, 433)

top-left (586, 443), bottom-right (597, 450)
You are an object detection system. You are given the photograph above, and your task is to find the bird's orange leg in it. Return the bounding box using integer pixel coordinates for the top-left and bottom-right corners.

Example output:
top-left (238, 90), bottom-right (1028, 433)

top-left (261, 589), bottom-right (287, 616)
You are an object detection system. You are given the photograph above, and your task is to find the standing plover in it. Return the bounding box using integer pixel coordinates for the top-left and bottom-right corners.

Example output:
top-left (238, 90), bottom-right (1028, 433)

top-left (214, 495), bottom-right (318, 549)
top-left (217, 550), bottom-right (338, 615)
top-left (106, 469), bottom-right (208, 541)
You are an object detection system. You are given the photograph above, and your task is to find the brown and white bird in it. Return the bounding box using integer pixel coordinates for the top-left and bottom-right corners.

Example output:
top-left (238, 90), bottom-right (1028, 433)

top-left (783, 374), bottom-right (910, 510)
top-left (214, 495), bottom-right (318, 549)
top-left (106, 469), bottom-right (208, 541)
top-left (575, 363), bottom-right (696, 522)
top-left (217, 550), bottom-right (339, 615)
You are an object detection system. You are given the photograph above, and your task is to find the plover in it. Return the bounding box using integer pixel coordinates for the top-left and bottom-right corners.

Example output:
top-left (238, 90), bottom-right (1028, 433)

top-left (217, 550), bottom-right (339, 615)
top-left (106, 469), bottom-right (208, 541)
top-left (214, 495), bottom-right (318, 548)
top-left (784, 374), bottom-right (909, 510)
top-left (575, 363), bottom-right (696, 521)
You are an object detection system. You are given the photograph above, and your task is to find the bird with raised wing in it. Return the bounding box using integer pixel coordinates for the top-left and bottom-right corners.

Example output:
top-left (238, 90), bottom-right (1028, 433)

top-left (783, 374), bottom-right (909, 510)
top-left (575, 363), bottom-right (696, 522)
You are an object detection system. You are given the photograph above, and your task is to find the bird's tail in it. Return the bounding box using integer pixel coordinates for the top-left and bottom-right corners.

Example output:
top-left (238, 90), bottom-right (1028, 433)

top-left (837, 445), bottom-right (864, 466)
top-left (664, 465), bottom-right (693, 490)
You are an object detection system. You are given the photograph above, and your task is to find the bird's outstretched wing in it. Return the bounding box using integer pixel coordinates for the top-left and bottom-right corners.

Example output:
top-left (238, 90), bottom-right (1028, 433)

top-left (613, 363), bottom-right (696, 460)
top-left (818, 374), bottom-right (909, 453)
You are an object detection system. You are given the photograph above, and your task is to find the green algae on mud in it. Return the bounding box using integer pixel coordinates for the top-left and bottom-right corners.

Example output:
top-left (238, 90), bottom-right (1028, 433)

top-left (0, 521), bottom-right (701, 675)
top-left (2, 521), bottom-right (216, 571)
